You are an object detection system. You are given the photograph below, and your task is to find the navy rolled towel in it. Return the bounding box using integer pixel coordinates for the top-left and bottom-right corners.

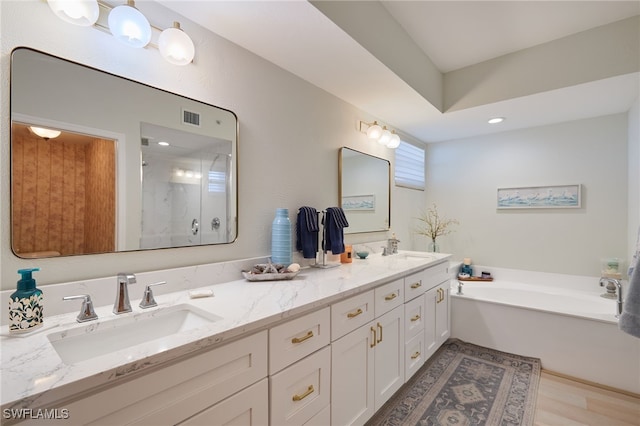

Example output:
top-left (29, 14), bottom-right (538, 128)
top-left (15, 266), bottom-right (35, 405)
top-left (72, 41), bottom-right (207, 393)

top-left (296, 207), bottom-right (319, 258)
top-left (324, 207), bottom-right (349, 254)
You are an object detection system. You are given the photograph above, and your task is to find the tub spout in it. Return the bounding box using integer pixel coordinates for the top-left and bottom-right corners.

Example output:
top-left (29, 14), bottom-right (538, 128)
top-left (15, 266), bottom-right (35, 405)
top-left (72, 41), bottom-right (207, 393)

top-left (599, 277), bottom-right (623, 318)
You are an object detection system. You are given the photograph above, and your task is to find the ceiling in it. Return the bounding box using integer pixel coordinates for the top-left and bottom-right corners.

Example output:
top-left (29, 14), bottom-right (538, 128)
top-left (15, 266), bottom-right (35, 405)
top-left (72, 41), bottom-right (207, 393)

top-left (158, 1), bottom-right (640, 143)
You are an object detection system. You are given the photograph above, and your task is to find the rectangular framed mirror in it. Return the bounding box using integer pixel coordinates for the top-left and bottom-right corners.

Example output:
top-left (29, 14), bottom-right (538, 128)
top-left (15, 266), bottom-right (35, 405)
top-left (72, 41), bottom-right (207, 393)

top-left (10, 48), bottom-right (238, 258)
top-left (339, 147), bottom-right (390, 234)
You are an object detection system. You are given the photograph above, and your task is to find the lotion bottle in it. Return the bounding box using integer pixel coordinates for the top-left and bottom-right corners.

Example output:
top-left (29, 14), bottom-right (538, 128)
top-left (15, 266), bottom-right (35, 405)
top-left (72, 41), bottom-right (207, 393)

top-left (9, 268), bottom-right (43, 334)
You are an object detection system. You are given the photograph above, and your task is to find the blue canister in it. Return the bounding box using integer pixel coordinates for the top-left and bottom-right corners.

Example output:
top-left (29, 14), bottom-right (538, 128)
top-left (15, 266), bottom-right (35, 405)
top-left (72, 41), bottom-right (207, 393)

top-left (9, 268), bottom-right (43, 334)
top-left (271, 208), bottom-right (292, 265)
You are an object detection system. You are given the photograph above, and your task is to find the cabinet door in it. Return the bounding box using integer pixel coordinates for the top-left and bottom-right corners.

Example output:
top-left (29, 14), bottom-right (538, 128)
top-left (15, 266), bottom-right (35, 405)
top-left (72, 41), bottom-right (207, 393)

top-left (424, 286), bottom-right (438, 360)
top-left (331, 322), bottom-right (375, 426)
top-left (373, 305), bottom-right (405, 409)
top-left (178, 378), bottom-right (268, 426)
top-left (436, 284), bottom-right (451, 344)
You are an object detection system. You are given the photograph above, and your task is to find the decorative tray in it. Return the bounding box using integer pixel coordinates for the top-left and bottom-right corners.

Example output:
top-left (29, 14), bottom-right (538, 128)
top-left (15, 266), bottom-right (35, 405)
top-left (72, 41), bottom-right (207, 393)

top-left (457, 276), bottom-right (493, 282)
top-left (242, 271), bottom-right (300, 282)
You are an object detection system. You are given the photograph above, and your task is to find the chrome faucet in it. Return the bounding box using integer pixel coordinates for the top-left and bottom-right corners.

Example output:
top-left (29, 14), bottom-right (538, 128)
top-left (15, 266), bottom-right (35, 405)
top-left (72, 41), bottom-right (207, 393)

top-left (387, 234), bottom-right (400, 255)
top-left (114, 272), bottom-right (136, 314)
top-left (599, 277), bottom-right (623, 318)
top-left (457, 281), bottom-right (464, 295)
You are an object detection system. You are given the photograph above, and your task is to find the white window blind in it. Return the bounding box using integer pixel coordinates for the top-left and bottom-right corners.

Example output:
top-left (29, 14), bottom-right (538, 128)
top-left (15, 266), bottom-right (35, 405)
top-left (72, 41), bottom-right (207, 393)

top-left (394, 141), bottom-right (425, 190)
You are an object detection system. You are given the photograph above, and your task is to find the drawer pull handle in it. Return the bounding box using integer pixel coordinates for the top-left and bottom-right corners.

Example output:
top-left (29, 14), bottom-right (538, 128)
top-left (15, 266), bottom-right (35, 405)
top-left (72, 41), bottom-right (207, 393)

top-left (411, 351), bottom-right (421, 360)
top-left (410, 282), bottom-right (422, 289)
top-left (292, 385), bottom-right (314, 402)
top-left (377, 322), bottom-right (383, 344)
top-left (370, 326), bottom-right (377, 348)
top-left (384, 293), bottom-right (397, 301)
top-left (410, 314), bottom-right (421, 322)
top-left (291, 330), bottom-right (314, 344)
top-left (347, 308), bottom-right (363, 319)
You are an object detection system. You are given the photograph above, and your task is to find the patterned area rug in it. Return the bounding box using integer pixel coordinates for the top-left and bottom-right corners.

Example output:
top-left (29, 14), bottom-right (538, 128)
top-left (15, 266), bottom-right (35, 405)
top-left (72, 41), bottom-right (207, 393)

top-left (366, 339), bottom-right (541, 426)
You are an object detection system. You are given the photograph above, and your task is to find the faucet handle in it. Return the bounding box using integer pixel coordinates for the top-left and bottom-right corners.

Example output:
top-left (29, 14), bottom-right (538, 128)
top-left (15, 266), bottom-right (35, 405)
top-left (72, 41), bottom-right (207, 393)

top-left (139, 281), bottom-right (167, 309)
top-left (63, 294), bottom-right (98, 323)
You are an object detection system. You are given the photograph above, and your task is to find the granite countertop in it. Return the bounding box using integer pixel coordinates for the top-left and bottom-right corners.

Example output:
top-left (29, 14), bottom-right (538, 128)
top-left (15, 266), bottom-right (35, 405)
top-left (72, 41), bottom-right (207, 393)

top-left (0, 251), bottom-right (450, 410)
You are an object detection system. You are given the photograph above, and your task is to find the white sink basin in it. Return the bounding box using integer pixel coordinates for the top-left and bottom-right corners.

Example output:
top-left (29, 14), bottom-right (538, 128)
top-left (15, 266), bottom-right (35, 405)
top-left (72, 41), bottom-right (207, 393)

top-left (48, 304), bottom-right (222, 365)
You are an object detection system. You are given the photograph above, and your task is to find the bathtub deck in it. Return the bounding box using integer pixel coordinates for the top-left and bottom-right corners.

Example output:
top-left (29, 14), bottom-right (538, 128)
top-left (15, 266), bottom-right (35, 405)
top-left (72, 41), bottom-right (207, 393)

top-left (535, 371), bottom-right (640, 426)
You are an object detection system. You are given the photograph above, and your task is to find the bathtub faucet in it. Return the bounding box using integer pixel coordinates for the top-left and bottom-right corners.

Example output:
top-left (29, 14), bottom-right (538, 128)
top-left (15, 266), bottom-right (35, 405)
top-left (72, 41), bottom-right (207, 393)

top-left (457, 281), bottom-right (464, 295)
top-left (599, 277), bottom-right (623, 318)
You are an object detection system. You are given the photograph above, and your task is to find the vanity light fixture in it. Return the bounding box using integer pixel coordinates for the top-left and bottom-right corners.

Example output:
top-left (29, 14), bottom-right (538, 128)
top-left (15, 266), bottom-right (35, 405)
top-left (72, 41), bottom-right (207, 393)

top-left (358, 120), bottom-right (400, 149)
top-left (47, 0), bottom-right (195, 65)
top-left (488, 117), bottom-right (505, 124)
top-left (47, 0), bottom-right (99, 26)
top-left (108, 0), bottom-right (151, 48)
top-left (29, 126), bottom-right (62, 140)
top-left (159, 22), bottom-right (195, 66)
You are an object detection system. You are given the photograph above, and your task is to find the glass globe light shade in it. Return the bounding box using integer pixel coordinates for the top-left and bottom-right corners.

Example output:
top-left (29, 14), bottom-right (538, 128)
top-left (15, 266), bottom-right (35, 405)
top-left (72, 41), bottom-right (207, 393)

top-left (108, 1), bottom-right (151, 48)
top-left (159, 22), bottom-right (195, 65)
top-left (378, 128), bottom-right (392, 146)
top-left (48, 0), bottom-right (99, 26)
top-left (366, 122), bottom-right (383, 140)
top-left (387, 133), bottom-right (401, 149)
top-left (29, 126), bottom-right (62, 139)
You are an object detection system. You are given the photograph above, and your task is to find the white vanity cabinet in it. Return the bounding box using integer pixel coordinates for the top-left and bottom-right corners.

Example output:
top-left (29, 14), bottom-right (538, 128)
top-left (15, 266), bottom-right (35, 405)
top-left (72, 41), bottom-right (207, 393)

top-left (331, 282), bottom-right (405, 426)
top-left (269, 308), bottom-right (331, 426)
top-left (39, 331), bottom-right (269, 426)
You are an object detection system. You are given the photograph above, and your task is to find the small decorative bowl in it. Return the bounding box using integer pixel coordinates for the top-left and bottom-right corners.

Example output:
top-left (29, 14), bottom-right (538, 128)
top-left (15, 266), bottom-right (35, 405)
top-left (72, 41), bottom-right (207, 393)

top-left (356, 251), bottom-right (369, 259)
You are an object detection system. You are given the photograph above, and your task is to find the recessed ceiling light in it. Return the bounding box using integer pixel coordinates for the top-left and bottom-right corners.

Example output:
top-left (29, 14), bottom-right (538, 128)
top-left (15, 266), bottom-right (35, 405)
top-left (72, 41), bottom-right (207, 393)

top-left (158, 141), bottom-right (170, 146)
top-left (488, 117), bottom-right (505, 124)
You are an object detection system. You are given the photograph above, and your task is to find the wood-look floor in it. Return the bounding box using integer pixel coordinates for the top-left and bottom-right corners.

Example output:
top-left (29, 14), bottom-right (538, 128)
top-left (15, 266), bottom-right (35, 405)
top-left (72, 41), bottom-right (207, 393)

top-left (534, 371), bottom-right (640, 426)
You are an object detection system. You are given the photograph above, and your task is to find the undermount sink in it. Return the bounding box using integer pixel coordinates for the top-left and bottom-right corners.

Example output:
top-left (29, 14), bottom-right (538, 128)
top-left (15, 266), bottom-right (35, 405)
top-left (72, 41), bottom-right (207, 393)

top-left (47, 304), bottom-right (222, 365)
top-left (397, 252), bottom-right (437, 261)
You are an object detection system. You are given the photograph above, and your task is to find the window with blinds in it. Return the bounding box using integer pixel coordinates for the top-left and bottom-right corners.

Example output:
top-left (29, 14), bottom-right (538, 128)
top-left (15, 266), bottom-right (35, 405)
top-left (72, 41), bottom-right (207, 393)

top-left (394, 141), bottom-right (425, 190)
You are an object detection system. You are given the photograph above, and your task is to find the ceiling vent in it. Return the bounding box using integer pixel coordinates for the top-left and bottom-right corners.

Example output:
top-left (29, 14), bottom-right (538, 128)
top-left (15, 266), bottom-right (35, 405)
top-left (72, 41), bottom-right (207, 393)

top-left (182, 108), bottom-right (201, 127)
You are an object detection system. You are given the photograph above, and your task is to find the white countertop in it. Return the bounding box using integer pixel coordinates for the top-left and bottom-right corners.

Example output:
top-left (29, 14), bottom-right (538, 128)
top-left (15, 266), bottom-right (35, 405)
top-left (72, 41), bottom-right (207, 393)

top-left (0, 251), bottom-right (450, 409)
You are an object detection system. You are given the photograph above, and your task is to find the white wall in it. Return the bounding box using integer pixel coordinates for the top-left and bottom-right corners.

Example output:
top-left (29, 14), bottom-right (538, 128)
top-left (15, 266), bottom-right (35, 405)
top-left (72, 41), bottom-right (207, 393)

top-left (1, 1), bottom-right (409, 288)
top-left (426, 114), bottom-right (629, 277)
top-left (0, 1), bottom-right (633, 288)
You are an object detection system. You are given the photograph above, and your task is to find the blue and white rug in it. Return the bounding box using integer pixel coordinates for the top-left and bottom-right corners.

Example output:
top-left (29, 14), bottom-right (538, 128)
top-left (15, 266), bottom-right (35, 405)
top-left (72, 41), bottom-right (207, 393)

top-left (367, 339), bottom-right (541, 426)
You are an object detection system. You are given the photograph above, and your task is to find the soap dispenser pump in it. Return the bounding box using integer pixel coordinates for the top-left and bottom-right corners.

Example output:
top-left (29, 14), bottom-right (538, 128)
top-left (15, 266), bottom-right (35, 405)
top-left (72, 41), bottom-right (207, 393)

top-left (9, 268), bottom-right (43, 334)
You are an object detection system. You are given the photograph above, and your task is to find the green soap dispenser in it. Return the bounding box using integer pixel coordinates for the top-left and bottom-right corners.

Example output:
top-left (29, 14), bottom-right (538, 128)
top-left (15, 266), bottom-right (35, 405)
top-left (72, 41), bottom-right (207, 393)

top-left (9, 268), bottom-right (43, 334)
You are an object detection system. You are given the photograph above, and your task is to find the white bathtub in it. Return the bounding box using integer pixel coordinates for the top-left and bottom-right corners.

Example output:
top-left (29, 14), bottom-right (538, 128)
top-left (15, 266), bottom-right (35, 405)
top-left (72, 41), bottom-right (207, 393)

top-left (451, 275), bottom-right (640, 394)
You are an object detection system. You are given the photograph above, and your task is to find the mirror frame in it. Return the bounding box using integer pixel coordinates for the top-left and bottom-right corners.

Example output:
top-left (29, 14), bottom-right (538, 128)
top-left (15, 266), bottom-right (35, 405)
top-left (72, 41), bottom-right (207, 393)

top-left (9, 47), bottom-right (239, 258)
top-left (339, 147), bottom-right (391, 234)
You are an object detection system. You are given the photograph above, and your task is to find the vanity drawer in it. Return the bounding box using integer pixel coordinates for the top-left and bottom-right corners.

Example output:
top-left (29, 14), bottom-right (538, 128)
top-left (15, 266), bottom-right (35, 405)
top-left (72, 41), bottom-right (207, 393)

top-left (374, 279), bottom-right (403, 317)
top-left (269, 307), bottom-right (330, 374)
top-left (404, 270), bottom-right (427, 302)
top-left (269, 346), bottom-right (331, 426)
top-left (424, 262), bottom-right (450, 289)
top-left (405, 333), bottom-right (426, 381)
top-left (331, 290), bottom-right (375, 341)
top-left (404, 293), bottom-right (425, 341)
top-left (76, 331), bottom-right (268, 426)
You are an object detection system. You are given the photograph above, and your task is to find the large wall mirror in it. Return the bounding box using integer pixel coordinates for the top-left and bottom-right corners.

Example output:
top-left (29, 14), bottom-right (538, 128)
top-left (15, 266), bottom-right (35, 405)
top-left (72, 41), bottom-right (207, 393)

top-left (10, 48), bottom-right (238, 258)
top-left (339, 147), bottom-right (390, 234)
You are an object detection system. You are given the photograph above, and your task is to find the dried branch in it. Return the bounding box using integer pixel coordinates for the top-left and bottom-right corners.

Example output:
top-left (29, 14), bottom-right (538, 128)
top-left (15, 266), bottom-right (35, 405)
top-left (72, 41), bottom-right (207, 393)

top-left (414, 204), bottom-right (459, 242)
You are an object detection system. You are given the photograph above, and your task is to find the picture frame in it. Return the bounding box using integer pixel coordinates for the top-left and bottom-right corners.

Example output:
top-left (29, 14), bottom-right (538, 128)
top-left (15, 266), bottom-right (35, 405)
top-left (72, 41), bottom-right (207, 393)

top-left (342, 194), bottom-right (375, 211)
top-left (497, 184), bottom-right (581, 209)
